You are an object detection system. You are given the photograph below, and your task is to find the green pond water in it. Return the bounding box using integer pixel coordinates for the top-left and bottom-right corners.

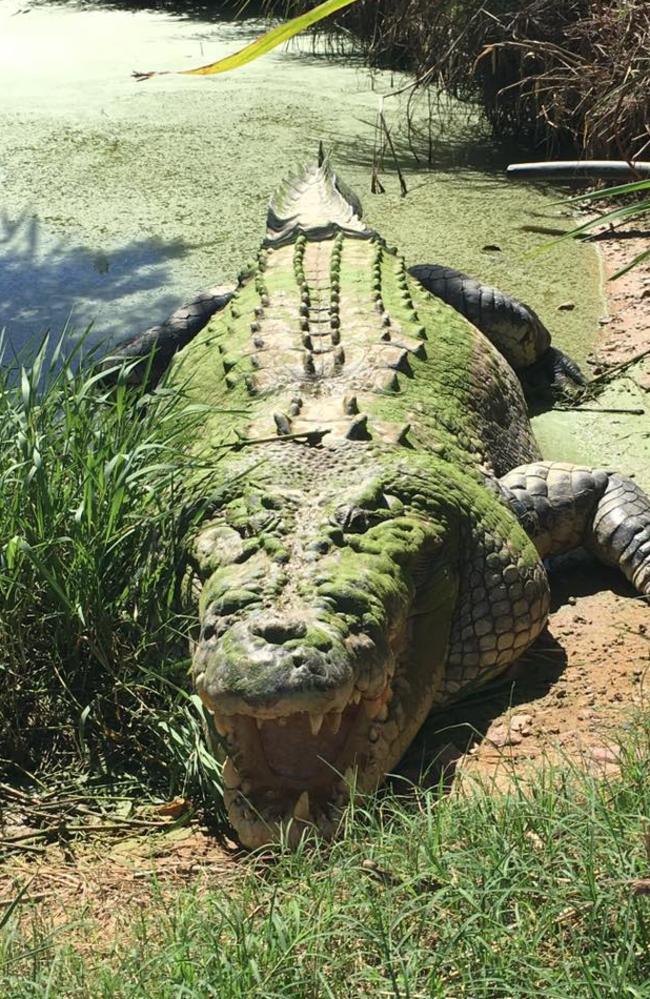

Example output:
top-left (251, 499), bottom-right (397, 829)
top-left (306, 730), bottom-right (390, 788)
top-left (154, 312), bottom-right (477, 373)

top-left (1, 0), bottom-right (647, 485)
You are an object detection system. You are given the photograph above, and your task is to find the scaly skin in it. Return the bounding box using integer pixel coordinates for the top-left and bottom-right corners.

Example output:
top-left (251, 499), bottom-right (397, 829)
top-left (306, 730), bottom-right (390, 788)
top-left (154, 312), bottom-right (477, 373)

top-left (155, 161), bottom-right (650, 848)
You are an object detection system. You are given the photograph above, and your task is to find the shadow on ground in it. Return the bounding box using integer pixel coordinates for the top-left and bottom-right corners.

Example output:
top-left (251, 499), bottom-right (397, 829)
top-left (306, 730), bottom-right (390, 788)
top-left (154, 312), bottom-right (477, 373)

top-left (0, 211), bottom-right (187, 355)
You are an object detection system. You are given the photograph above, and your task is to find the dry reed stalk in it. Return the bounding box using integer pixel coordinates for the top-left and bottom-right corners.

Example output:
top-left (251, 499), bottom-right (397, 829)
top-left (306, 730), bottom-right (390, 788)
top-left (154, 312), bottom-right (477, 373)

top-left (263, 0), bottom-right (650, 158)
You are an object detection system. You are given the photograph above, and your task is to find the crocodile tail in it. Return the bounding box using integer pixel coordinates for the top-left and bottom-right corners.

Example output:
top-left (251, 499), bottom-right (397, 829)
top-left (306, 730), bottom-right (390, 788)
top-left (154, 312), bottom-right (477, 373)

top-left (265, 153), bottom-right (373, 246)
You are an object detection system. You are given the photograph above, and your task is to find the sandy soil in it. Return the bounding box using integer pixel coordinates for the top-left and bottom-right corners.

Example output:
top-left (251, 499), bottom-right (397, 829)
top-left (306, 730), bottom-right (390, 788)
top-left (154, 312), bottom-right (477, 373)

top-left (1, 230), bottom-right (648, 933)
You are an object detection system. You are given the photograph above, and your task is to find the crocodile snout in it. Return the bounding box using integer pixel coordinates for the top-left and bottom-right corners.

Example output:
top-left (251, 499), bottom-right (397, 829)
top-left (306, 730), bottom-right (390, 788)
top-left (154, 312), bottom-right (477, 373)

top-left (194, 612), bottom-right (356, 719)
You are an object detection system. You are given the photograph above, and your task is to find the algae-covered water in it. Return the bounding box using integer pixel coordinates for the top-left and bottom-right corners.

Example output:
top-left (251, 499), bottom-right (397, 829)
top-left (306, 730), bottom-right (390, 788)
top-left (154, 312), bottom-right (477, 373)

top-left (3, 0), bottom-right (647, 485)
top-left (0, 0), bottom-right (602, 352)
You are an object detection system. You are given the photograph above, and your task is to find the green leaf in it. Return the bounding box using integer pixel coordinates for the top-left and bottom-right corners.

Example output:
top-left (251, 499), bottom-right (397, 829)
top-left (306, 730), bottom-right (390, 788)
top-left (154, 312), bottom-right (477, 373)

top-left (559, 178), bottom-right (650, 203)
top-left (0, 878), bottom-right (36, 931)
top-left (611, 246), bottom-right (650, 280)
top-left (135, 0), bottom-right (360, 80)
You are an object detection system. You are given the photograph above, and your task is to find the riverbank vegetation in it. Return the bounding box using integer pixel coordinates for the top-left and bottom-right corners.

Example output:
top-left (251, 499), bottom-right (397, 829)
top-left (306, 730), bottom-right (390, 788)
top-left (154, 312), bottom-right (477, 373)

top-left (0, 341), bottom-right (224, 812)
top-left (265, 0), bottom-right (649, 159)
top-left (3, 719), bottom-right (650, 995)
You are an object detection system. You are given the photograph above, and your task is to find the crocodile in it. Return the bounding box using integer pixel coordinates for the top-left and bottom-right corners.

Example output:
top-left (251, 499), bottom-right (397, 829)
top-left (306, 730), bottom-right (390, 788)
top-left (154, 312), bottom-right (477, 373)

top-left (113, 157), bottom-right (650, 848)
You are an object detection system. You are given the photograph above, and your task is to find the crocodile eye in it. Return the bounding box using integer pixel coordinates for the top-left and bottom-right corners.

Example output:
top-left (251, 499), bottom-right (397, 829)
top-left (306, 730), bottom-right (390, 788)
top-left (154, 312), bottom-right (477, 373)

top-left (332, 497), bottom-right (399, 534)
top-left (332, 504), bottom-right (372, 533)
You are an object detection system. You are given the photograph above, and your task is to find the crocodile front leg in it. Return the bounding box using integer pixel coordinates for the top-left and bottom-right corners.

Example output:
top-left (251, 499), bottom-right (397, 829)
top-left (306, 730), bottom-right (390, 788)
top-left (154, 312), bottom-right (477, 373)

top-left (409, 263), bottom-right (584, 396)
top-left (102, 285), bottom-right (235, 387)
top-left (501, 461), bottom-right (650, 594)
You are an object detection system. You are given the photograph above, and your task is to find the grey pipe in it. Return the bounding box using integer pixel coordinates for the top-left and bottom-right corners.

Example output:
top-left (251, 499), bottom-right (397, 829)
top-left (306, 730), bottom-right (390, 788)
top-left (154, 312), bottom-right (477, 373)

top-left (507, 161), bottom-right (650, 180)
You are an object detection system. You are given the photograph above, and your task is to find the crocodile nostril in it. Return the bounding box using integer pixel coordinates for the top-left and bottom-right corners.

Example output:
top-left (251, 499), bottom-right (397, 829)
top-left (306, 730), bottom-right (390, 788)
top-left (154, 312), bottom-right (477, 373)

top-left (291, 650), bottom-right (326, 675)
top-left (253, 618), bottom-right (307, 645)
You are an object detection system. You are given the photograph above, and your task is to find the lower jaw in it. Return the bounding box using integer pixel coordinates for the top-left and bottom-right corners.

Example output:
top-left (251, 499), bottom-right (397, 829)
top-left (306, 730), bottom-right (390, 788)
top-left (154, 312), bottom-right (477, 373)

top-left (224, 779), bottom-right (351, 849)
top-left (223, 742), bottom-right (396, 849)
top-left (209, 669), bottom-right (421, 847)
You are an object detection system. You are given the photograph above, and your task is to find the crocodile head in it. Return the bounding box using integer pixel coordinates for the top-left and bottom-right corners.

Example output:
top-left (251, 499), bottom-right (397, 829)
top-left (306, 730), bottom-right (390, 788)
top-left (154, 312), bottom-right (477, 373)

top-left (193, 474), bottom-right (459, 848)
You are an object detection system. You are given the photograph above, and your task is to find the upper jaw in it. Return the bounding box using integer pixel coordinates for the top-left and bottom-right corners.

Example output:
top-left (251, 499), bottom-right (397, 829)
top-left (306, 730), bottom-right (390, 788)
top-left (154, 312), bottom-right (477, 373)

top-left (193, 615), bottom-right (390, 719)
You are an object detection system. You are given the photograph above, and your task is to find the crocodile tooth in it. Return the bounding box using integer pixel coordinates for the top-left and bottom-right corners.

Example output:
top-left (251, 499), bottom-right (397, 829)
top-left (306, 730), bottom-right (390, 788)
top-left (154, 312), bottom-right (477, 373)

top-left (293, 791), bottom-right (310, 821)
top-left (328, 711), bottom-right (343, 735)
top-left (213, 714), bottom-right (230, 738)
top-left (255, 718), bottom-right (265, 731)
top-left (222, 758), bottom-right (241, 789)
top-left (364, 698), bottom-right (383, 720)
top-left (309, 713), bottom-right (324, 736)
top-left (351, 689), bottom-right (362, 705)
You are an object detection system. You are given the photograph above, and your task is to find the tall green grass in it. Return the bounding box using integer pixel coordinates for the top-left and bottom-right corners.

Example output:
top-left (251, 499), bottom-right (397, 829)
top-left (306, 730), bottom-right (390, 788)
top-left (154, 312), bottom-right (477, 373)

top-left (2, 717), bottom-right (650, 997)
top-left (0, 336), bottom-right (222, 806)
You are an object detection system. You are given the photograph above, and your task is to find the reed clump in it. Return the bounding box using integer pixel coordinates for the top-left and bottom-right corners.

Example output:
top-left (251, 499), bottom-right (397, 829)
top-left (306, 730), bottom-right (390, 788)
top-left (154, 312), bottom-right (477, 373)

top-left (0, 339), bottom-right (223, 808)
top-left (270, 0), bottom-right (650, 158)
